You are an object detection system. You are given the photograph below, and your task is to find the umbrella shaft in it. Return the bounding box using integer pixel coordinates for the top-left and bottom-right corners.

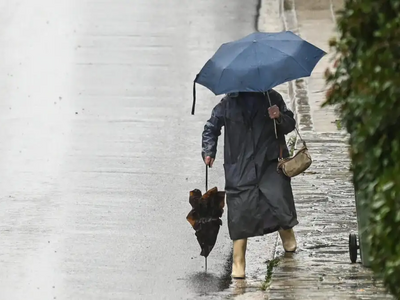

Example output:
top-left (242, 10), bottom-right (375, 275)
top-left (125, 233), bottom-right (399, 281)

top-left (265, 92), bottom-right (278, 139)
top-left (205, 165), bottom-right (208, 191)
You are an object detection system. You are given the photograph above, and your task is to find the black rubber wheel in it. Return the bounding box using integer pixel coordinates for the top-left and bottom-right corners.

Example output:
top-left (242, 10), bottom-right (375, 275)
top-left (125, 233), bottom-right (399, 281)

top-left (349, 233), bottom-right (358, 263)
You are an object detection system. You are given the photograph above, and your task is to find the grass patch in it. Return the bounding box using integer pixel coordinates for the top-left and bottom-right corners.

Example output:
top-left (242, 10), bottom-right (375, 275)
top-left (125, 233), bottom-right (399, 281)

top-left (287, 136), bottom-right (297, 156)
top-left (261, 258), bottom-right (280, 291)
top-left (335, 119), bottom-right (343, 130)
top-left (333, 106), bottom-right (344, 131)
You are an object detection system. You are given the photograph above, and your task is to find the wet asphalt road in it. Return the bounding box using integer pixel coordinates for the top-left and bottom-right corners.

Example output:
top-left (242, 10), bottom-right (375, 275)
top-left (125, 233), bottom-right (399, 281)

top-left (0, 0), bottom-right (258, 299)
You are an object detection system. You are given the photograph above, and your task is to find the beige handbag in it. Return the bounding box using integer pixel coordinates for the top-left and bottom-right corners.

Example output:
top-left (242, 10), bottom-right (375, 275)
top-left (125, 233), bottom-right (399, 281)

top-left (265, 92), bottom-right (312, 177)
top-left (277, 131), bottom-right (312, 177)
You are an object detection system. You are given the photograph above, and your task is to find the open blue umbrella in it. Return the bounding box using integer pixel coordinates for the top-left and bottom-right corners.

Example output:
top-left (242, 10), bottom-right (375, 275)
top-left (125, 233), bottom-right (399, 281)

top-left (191, 31), bottom-right (326, 114)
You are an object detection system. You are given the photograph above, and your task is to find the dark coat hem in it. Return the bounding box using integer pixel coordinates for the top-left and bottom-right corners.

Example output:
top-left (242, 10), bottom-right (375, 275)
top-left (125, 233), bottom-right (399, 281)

top-left (229, 221), bottom-right (299, 241)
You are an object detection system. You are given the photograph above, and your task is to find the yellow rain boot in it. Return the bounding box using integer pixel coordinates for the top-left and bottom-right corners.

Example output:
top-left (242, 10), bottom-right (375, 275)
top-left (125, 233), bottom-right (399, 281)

top-left (231, 239), bottom-right (247, 279)
top-left (278, 228), bottom-right (297, 252)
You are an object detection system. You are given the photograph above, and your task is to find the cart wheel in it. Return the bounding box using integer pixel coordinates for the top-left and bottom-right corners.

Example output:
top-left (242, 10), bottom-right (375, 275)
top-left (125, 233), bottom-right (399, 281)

top-left (349, 233), bottom-right (358, 263)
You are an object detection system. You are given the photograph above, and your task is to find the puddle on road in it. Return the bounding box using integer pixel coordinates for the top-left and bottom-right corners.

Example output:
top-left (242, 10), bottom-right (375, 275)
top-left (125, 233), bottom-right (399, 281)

top-left (187, 272), bottom-right (231, 295)
top-left (187, 248), bottom-right (269, 300)
top-left (186, 252), bottom-right (233, 298)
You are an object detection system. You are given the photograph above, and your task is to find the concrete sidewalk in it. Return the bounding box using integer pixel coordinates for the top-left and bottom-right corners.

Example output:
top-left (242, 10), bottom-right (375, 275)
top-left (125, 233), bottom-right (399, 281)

top-left (256, 0), bottom-right (393, 299)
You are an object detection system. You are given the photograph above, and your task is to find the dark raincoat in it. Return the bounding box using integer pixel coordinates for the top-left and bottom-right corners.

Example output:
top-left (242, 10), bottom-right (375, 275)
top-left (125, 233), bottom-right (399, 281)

top-left (201, 90), bottom-right (298, 241)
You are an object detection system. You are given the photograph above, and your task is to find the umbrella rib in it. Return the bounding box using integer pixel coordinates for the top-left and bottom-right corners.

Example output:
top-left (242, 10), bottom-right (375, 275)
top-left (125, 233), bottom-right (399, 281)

top-left (263, 44), bottom-right (312, 74)
top-left (215, 68), bottom-right (227, 94)
top-left (214, 46), bottom-right (250, 93)
top-left (254, 42), bottom-right (262, 91)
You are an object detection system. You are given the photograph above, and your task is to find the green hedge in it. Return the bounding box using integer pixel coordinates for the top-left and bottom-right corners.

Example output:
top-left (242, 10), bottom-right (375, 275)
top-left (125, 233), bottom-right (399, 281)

top-left (324, 0), bottom-right (400, 298)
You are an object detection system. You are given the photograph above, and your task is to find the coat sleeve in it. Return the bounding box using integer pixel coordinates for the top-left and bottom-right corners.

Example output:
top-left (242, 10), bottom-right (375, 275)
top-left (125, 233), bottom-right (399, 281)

top-left (275, 94), bottom-right (296, 135)
top-left (202, 102), bottom-right (225, 159)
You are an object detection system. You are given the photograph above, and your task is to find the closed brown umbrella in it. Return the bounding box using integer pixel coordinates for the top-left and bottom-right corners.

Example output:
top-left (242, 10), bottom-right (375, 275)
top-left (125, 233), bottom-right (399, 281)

top-left (187, 168), bottom-right (225, 270)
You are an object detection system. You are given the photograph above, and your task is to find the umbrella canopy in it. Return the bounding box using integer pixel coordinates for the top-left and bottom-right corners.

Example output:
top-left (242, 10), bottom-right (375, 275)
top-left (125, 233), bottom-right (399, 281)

top-left (191, 31), bottom-right (326, 114)
top-left (187, 187), bottom-right (225, 258)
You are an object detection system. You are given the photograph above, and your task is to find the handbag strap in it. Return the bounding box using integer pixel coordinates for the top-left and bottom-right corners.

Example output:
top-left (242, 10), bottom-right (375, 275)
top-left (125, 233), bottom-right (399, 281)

top-left (264, 91), bottom-right (306, 147)
top-left (294, 127), bottom-right (307, 147)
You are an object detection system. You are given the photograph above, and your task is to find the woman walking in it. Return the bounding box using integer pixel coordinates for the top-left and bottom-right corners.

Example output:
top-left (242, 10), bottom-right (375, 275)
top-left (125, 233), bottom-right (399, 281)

top-left (202, 90), bottom-right (298, 279)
